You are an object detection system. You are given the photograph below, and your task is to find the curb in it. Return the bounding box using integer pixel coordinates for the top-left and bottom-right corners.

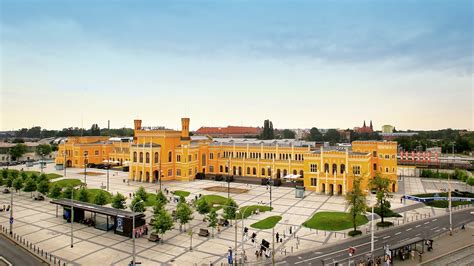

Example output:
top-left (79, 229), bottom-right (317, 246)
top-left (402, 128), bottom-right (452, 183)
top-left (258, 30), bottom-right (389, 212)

top-left (0, 232), bottom-right (49, 265)
top-left (421, 243), bottom-right (473, 265)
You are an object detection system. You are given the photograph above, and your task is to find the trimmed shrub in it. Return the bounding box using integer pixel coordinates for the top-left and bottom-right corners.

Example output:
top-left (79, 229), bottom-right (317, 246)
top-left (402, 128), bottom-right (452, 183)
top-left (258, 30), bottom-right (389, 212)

top-left (348, 230), bottom-right (362, 237)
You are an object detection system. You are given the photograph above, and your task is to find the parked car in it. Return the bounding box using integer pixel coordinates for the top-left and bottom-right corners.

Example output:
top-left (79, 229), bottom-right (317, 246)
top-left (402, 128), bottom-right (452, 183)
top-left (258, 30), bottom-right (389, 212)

top-left (2, 189), bottom-right (10, 194)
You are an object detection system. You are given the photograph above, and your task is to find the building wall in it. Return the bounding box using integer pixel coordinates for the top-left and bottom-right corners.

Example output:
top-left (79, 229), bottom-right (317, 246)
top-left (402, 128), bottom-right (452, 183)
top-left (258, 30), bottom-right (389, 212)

top-left (55, 136), bottom-right (112, 168)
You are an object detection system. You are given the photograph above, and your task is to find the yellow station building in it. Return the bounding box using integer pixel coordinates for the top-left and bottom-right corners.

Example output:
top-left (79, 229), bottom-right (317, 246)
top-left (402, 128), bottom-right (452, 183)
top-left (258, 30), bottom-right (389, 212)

top-left (56, 118), bottom-right (398, 194)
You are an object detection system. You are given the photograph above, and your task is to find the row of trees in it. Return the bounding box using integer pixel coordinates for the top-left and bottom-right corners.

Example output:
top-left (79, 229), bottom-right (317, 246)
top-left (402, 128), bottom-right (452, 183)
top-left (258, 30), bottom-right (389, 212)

top-left (14, 125), bottom-right (134, 139)
top-left (6, 143), bottom-right (53, 161)
top-left (395, 131), bottom-right (473, 153)
top-left (0, 170), bottom-right (50, 197)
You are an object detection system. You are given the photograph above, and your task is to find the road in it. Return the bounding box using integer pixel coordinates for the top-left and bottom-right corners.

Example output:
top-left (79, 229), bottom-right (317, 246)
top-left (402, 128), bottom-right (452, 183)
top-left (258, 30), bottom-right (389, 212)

top-left (278, 208), bottom-right (474, 265)
top-left (0, 234), bottom-right (45, 266)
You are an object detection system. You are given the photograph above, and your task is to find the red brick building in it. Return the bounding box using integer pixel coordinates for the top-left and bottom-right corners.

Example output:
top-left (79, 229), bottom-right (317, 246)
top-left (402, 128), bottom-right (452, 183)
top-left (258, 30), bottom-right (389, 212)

top-left (354, 120), bottom-right (374, 134)
top-left (195, 126), bottom-right (262, 138)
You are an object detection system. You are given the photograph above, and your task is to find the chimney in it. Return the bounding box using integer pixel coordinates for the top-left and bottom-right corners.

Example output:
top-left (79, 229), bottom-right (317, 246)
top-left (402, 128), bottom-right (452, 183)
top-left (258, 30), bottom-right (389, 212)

top-left (181, 118), bottom-right (190, 140)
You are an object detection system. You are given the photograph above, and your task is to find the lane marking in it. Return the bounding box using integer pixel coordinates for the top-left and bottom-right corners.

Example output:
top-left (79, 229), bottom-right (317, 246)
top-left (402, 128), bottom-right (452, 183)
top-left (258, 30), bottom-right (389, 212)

top-left (424, 222), bottom-right (430, 225)
top-left (432, 219), bottom-right (438, 222)
top-left (293, 240), bottom-right (379, 264)
top-left (383, 236), bottom-right (391, 240)
top-left (395, 232), bottom-right (401, 235)
top-left (431, 226), bottom-right (439, 231)
top-left (406, 228), bottom-right (413, 231)
top-left (415, 225), bottom-right (421, 228)
top-left (435, 229), bottom-right (441, 233)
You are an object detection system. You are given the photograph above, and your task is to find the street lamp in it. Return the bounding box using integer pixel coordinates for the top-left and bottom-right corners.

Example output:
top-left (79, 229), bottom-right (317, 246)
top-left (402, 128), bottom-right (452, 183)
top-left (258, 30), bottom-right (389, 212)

top-left (40, 153), bottom-right (45, 173)
top-left (106, 158), bottom-right (110, 191)
top-left (83, 152), bottom-right (88, 185)
top-left (449, 142), bottom-right (455, 236)
top-left (9, 189), bottom-right (13, 235)
top-left (132, 200), bottom-right (143, 266)
top-left (266, 166), bottom-right (275, 265)
top-left (226, 159), bottom-right (231, 199)
top-left (71, 188), bottom-right (74, 248)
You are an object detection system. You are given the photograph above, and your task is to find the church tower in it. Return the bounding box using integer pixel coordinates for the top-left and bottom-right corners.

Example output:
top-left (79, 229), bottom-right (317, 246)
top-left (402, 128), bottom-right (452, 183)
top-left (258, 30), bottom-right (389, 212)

top-left (181, 118), bottom-right (190, 140)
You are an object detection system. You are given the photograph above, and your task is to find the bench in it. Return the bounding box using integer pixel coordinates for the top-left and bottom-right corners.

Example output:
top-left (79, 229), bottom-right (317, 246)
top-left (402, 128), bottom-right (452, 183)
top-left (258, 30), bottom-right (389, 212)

top-left (198, 228), bottom-right (209, 237)
top-left (148, 233), bottom-right (160, 242)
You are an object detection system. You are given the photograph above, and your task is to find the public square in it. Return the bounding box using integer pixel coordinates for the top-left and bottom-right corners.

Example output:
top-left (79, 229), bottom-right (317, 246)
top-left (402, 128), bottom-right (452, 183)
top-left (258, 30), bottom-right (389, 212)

top-left (0, 164), bottom-right (465, 265)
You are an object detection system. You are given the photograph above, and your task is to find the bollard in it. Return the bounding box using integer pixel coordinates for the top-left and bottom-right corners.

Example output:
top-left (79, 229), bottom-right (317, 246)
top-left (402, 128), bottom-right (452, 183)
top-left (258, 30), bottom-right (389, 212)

top-left (324, 231), bottom-right (327, 236)
top-left (398, 220), bottom-right (400, 225)
top-left (54, 257), bottom-right (56, 264)
top-left (291, 246), bottom-right (293, 253)
top-left (41, 250), bottom-right (43, 256)
top-left (334, 232), bottom-right (336, 238)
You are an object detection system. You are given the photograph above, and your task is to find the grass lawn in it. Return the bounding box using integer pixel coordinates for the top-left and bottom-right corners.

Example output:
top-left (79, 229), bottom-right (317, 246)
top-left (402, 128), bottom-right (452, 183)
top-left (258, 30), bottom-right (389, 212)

top-left (239, 205), bottom-right (273, 219)
top-left (173, 190), bottom-right (190, 198)
top-left (367, 207), bottom-right (402, 218)
top-left (250, 216), bottom-right (282, 229)
top-left (51, 179), bottom-right (82, 188)
top-left (425, 200), bottom-right (471, 208)
top-left (303, 211), bottom-right (369, 231)
top-left (202, 195), bottom-right (229, 206)
top-left (5, 169), bottom-right (62, 180)
top-left (83, 188), bottom-right (112, 204)
top-left (144, 193), bottom-right (158, 206)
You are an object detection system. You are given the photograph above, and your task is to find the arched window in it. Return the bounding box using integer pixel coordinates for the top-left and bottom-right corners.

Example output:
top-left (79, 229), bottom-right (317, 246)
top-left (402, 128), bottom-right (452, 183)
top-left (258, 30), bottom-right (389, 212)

top-left (146, 152), bottom-right (150, 163)
top-left (293, 170), bottom-right (297, 175)
top-left (340, 164), bottom-right (345, 174)
top-left (299, 170), bottom-right (304, 178)
top-left (133, 152), bottom-right (137, 162)
top-left (139, 152), bottom-right (143, 163)
top-left (283, 169), bottom-right (287, 176)
top-left (154, 152), bottom-right (159, 163)
top-left (261, 168), bottom-right (266, 176)
top-left (168, 151), bottom-right (172, 162)
top-left (220, 165), bottom-right (223, 172)
top-left (268, 168), bottom-right (272, 177)
top-left (247, 167), bottom-right (250, 175)
top-left (324, 163), bottom-right (329, 173)
top-left (332, 164), bottom-right (337, 174)
top-left (253, 167), bottom-right (257, 175)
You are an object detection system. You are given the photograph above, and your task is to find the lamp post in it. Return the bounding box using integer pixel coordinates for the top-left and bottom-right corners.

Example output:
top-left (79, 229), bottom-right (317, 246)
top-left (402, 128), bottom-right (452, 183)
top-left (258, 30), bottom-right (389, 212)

top-left (40, 153), bottom-right (45, 173)
top-left (267, 166), bottom-right (275, 265)
top-left (106, 159), bottom-right (110, 191)
top-left (132, 200), bottom-right (143, 266)
top-left (226, 160), bottom-right (230, 199)
top-left (71, 188), bottom-right (74, 248)
top-left (83, 152), bottom-right (88, 185)
top-left (159, 159), bottom-right (163, 191)
top-left (449, 142), bottom-right (455, 236)
top-left (370, 205), bottom-right (375, 262)
top-left (9, 190), bottom-right (13, 235)
top-left (63, 148), bottom-right (67, 177)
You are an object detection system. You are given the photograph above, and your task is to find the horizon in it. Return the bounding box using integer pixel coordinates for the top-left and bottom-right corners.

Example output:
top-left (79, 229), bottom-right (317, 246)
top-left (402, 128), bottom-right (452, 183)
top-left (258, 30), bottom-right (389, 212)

top-left (1, 0), bottom-right (473, 131)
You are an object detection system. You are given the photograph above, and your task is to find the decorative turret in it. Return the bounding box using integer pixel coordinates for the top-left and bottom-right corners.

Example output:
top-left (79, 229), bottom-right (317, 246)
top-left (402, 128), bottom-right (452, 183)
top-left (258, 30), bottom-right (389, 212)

top-left (181, 118), bottom-right (190, 140)
top-left (134, 119), bottom-right (142, 131)
top-left (370, 120), bottom-right (373, 130)
top-left (363, 120), bottom-right (366, 127)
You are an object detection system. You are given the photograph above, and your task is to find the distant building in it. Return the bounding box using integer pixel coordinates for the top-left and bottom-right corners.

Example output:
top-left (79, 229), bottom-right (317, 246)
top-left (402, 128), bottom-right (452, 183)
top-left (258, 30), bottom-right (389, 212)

top-left (0, 141), bottom-right (56, 164)
top-left (380, 132), bottom-right (417, 140)
top-left (382, 125), bottom-right (394, 133)
top-left (354, 120), bottom-right (373, 134)
top-left (195, 126), bottom-right (262, 138)
top-left (426, 147), bottom-right (442, 154)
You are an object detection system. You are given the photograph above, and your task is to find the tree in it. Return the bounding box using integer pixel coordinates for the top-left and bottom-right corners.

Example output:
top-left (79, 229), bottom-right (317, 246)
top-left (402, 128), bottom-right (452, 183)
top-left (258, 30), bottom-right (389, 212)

top-left (62, 185), bottom-right (74, 199)
top-left (5, 177), bottom-right (14, 188)
top-left (151, 208), bottom-right (174, 241)
top-left (176, 201), bottom-right (193, 231)
top-left (1, 169), bottom-right (8, 179)
top-left (37, 180), bottom-right (50, 196)
top-left (49, 184), bottom-right (62, 199)
top-left (466, 177), bottom-right (474, 186)
top-left (135, 186), bottom-right (147, 202)
top-left (196, 198), bottom-right (210, 215)
top-left (281, 129), bottom-right (296, 139)
top-left (10, 170), bottom-right (19, 180)
top-left (77, 187), bottom-right (90, 202)
top-left (36, 144), bottom-right (52, 156)
top-left (9, 144), bottom-right (28, 161)
top-left (90, 124), bottom-right (101, 136)
top-left (112, 193), bottom-right (127, 209)
top-left (308, 127), bottom-right (323, 141)
top-left (130, 196), bottom-right (146, 213)
top-left (94, 190), bottom-right (108, 205)
top-left (12, 178), bottom-right (23, 194)
top-left (260, 119), bottom-right (274, 140)
top-left (208, 208), bottom-right (218, 237)
top-left (223, 199), bottom-right (238, 222)
top-left (345, 177), bottom-right (367, 234)
top-left (30, 173), bottom-right (39, 182)
top-left (370, 175), bottom-right (393, 224)
top-left (23, 177), bottom-right (37, 198)
top-left (156, 190), bottom-right (168, 206)
top-left (324, 129), bottom-right (341, 144)
top-left (36, 173), bottom-right (47, 183)
top-left (20, 172), bottom-right (28, 182)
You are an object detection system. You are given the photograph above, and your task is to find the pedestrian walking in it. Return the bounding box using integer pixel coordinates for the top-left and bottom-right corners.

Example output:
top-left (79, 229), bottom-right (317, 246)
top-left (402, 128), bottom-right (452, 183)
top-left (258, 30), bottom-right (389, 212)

top-left (276, 232), bottom-right (279, 243)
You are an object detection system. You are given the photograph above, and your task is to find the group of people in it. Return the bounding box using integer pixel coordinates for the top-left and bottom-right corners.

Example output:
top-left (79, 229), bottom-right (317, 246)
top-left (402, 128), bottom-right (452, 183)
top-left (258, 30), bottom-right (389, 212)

top-left (0, 205), bottom-right (10, 212)
top-left (134, 225), bottom-right (148, 239)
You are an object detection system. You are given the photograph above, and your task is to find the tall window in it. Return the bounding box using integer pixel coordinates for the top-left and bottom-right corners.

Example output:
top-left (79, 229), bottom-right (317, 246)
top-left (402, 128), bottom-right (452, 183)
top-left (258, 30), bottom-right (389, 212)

top-left (133, 152), bottom-right (137, 162)
top-left (139, 152), bottom-right (143, 163)
top-left (352, 166), bottom-right (361, 175)
top-left (310, 164), bottom-right (318, 172)
top-left (177, 155), bottom-right (181, 162)
top-left (95, 150), bottom-right (99, 155)
top-left (261, 168), bottom-right (266, 176)
top-left (310, 178), bottom-right (317, 186)
top-left (209, 166), bottom-right (214, 172)
top-left (220, 165), bottom-right (223, 172)
top-left (202, 154), bottom-right (206, 166)
top-left (188, 155), bottom-right (192, 162)
top-left (253, 167), bottom-right (256, 175)
top-left (154, 152), bottom-right (159, 163)
top-left (332, 164), bottom-right (337, 174)
top-left (340, 164), bottom-right (345, 174)
top-left (168, 151), bottom-right (172, 162)
top-left (146, 152), bottom-right (150, 163)
top-left (324, 163), bottom-right (329, 173)
top-left (168, 169), bottom-right (172, 176)
top-left (210, 153), bottom-right (214, 159)
top-left (247, 167), bottom-right (250, 175)
top-left (176, 169), bottom-right (181, 176)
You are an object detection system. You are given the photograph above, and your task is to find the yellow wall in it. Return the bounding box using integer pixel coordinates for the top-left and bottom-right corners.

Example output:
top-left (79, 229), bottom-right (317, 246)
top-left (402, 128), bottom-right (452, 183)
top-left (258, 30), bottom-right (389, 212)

top-left (55, 136), bottom-right (112, 167)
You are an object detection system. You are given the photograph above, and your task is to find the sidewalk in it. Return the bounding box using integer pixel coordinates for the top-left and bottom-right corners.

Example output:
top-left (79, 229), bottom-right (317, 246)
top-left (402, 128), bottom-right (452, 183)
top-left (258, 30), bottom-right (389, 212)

top-left (396, 222), bottom-right (474, 265)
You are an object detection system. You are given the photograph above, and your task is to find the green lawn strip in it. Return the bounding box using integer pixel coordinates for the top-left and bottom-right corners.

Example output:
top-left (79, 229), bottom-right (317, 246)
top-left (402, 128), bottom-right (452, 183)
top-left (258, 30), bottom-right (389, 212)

top-left (302, 211), bottom-right (369, 231)
top-left (412, 192), bottom-right (474, 198)
top-left (366, 207), bottom-right (402, 218)
top-left (239, 205), bottom-right (273, 219)
top-left (250, 216), bottom-right (282, 229)
top-left (172, 190), bottom-right (190, 198)
top-left (5, 169), bottom-right (62, 180)
top-left (51, 179), bottom-right (82, 189)
top-left (83, 188), bottom-right (112, 204)
top-left (144, 193), bottom-right (158, 206)
top-left (424, 200), bottom-right (471, 208)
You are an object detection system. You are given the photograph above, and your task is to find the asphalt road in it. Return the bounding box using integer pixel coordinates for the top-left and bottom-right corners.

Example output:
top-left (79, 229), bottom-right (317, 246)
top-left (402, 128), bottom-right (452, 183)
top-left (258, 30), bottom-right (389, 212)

top-left (277, 208), bottom-right (474, 265)
top-left (0, 234), bottom-right (45, 266)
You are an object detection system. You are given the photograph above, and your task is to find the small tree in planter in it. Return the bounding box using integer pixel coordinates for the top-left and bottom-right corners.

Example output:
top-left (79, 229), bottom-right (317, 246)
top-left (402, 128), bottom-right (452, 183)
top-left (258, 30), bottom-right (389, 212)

top-left (62, 185), bottom-right (74, 199)
top-left (156, 190), bottom-right (168, 206)
top-left (49, 183), bottom-right (62, 199)
top-left (78, 187), bottom-right (90, 203)
top-left (12, 178), bottom-right (23, 195)
top-left (176, 201), bottom-right (193, 232)
top-left (208, 208), bottom-right (218, 237)
top-left (223, 199), bottom-right (238, 225)
top-left (151, 208), bottom-right (174, 242)
top-left (94, 190), bottom-right (108, 205)
top-left (130, 196), bottom-right (146, 213)
top-left (370, 174), bottom-right (393, 227)
top-left (20, 172), bottom-right (28, 182)
top-left (196, 198), bottom-right (210, 215)
top-left (345, 177), bottom-right (366, 236)
top-left (111, 193), bottom-right (127, 209)
top-left (135, 186), bottom-right (147, 202)
top-left (23, 177), bottom-right (37, 198)
top-left (37, 180), bottom-right (50, 196)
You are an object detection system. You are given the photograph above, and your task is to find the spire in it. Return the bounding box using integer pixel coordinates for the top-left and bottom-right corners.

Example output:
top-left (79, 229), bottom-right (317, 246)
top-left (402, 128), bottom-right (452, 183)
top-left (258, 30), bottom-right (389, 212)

top-left (370, 120), bottom-right (373, 129)
top-left (363, 120), bottom-right (366, 127)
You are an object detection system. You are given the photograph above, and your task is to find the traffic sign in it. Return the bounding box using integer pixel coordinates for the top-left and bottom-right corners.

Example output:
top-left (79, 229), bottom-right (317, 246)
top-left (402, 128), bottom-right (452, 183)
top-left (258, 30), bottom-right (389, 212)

top-left (9, 217), bottom-right (14, 224)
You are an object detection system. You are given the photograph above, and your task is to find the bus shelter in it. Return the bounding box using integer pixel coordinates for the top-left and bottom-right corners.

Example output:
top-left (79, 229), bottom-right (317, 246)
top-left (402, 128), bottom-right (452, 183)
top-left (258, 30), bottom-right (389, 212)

top-left (388, 237), bottom-right (425, 263)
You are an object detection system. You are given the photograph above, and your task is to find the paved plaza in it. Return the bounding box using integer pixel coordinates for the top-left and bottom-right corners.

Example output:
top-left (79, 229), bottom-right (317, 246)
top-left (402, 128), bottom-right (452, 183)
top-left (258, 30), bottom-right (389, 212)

top-left (0, 164), bottom-right (467, 265)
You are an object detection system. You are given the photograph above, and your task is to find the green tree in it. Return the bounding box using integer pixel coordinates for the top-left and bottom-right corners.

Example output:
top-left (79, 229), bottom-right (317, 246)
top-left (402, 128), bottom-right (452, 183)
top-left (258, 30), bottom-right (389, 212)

top-left (156, 190), bottom-right (168, 206)
top-left (151, 208), bottom-right (174, 241)
top-left (37, 180), bottom-right (50, 196)
top-left (130, 196), bottom-right (146, 213)
top-left (12, 178), bottom-right (23, 194)
top-left (260, 119), bottom-right (274, 140)
top-left (5, 177), bottom-right (14, 188)
top-left (10, 170), bottom-right (19, 180)
top-left (36, 144), bottom-right (52, 156)
top-left (345, 177), bottom-right (367, 234)
top-left (153, 199), bottom-right (165, 214)
top-left (281, 129), bottom-right (296, 139)
top-left (466, 177), bottom-right (474, 186)
top-left (324, 129), bottom-right (341, 144)
top-left (36, 173), bottom-right (48, 183)
top-left (1, 169), bottom-right (8, 179)
top-left (308, 127), bottom-right (323, 141)
top-left (176, 201), bottom-right (193, 231)
top-left (94, 190), bottom-right (108, 205)
top-left (223, 199), bottom-right (238, 221)
top-left (23, 177), bottom-right (37, 197)
top-left (89, 124), bottom-right (101, 136)
top-left (135, 186), bottom-right (147, 202)
top-left (20, 172), bottom-right (28, 182)
top-left (111, 193), bottom-right (127, 209)
top-left (370, 174), bottom-right (393, 223)
top-left (196, 198), bottom-right (210, 215)
top-left (62, 185), bottom-right (74, 199)
top-left (30, 173), bottom-right (39, 182)
top-left (49, 184), bottom-right (62, 199)
top-left (208, 208), bottom-right (218, 237)
top-left (77, 187), bottom-right (90, 202)
top-left (9, 144), bottom-right (27, 161)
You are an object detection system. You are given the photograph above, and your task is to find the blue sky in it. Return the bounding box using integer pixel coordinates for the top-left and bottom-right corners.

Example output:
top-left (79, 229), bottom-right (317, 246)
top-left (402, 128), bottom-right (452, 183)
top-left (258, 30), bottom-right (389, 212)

top-left (1, 0), bottom-right (472, 131)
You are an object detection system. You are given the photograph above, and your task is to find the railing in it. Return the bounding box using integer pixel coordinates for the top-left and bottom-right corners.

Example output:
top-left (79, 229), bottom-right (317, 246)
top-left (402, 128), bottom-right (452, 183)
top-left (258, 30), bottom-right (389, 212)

top-left (0, 224), bottom-right (69, 266)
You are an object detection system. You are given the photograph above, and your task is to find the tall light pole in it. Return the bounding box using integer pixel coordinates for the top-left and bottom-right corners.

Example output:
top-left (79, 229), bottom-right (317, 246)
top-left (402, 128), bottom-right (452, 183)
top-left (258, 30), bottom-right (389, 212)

top-left (226, 159), bottom-right (231, 199)
top-left (40, 153), bottom-right (45, 173)
top-left (63, 148), bottom-right (67, 177)
top-left (9, 190), bottom-right (13, 235)
top-left (449, 142), bottom-right (455, 236)
top-left (371, 205), bottom-right (375, 261)
top-left (71, 188), bottom-right (74, 248)
top-left (267, 166), bottom-right (274, 265)
top-left (83, 152), bottom-right (87, 185)
top-left (132, 200), bottom-right (143, 266)
top-left (107, 121), bottom-right (110, 191)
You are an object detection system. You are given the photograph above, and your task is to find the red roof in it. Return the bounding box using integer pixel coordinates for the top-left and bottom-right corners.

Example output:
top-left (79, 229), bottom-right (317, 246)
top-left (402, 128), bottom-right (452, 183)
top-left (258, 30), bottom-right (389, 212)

top-left (196, 126), bottom-right (261, 135)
